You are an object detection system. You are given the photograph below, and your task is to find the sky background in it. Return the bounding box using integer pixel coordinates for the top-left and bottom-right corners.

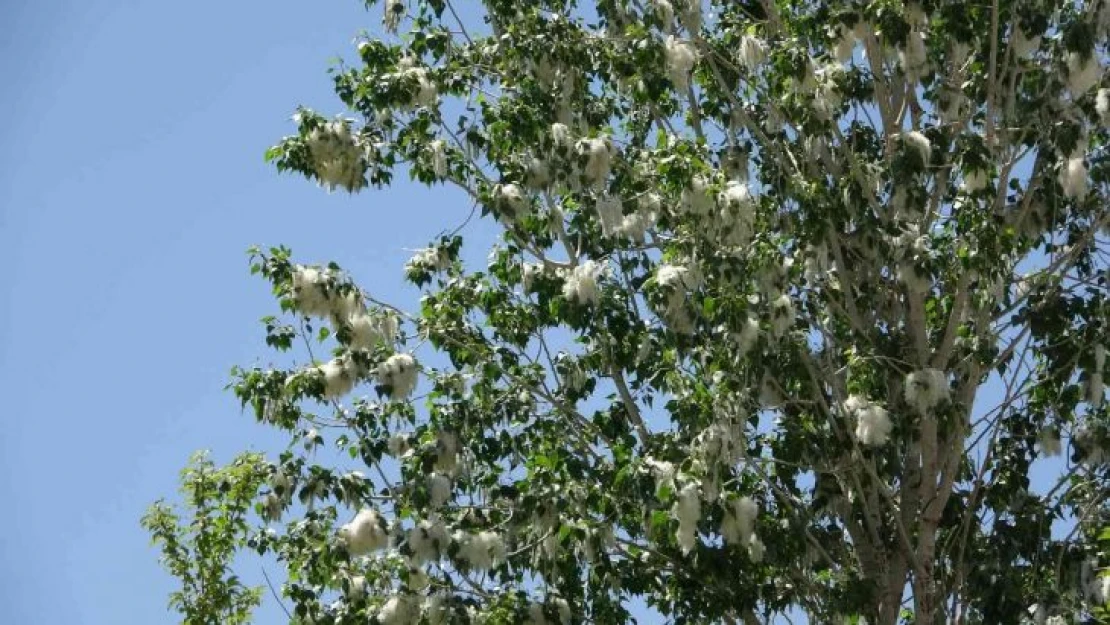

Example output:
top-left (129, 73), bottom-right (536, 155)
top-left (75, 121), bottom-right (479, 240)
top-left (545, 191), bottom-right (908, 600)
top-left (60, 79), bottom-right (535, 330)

top-left (0, 1), bottom-right (1072, 624)
top-left (0, 1), bottom-right (484, 622)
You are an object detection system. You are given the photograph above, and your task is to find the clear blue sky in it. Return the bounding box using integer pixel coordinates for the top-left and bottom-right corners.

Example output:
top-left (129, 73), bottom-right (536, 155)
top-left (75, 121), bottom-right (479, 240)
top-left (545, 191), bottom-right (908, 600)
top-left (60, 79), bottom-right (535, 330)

top-left (0, 1), bottom-right (480, 622)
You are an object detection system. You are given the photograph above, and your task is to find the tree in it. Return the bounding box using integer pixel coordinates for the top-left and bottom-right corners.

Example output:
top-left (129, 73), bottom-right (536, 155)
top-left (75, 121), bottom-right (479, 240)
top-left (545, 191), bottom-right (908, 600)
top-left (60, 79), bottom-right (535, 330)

top-left (148, 0), bottom-right (1110, 622)
top-left (143, 452), bottom-right (268, 625)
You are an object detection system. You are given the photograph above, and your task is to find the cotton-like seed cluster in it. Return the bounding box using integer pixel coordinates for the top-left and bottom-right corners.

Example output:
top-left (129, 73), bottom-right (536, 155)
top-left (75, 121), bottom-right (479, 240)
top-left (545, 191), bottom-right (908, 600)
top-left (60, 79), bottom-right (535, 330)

top-left (845, 395), bottom-right (893, 447)
top-left (730, 317), bottom-right (761, 357)
top-left (681, 175), bottom-right (715, 215)
top-left (739, 35), bottom-right (767, 70)
top-left (810, 65), bottom-right (844, 120)
top-left (557, 355), bottom-right (587, 392)
top-left (521, 262), bottom-right (544, 292)
top-left (904, 369), bottom-right (949, 413)
top-left (262, 492), bottom-right (283, 522)
top-left (376, 353), bottom-right (418, 399)
top-left (317, 357), bottom-right (360, 399)
top-left (653, 0), bottom-right (674, 30)
top-left (378, 595), bottom-right (416, 625)
top-left (525, 156), bottom-right (551, 189)
top-left (427, 473), bottom-right (452, 508)
top-left (617, 205), bottom-right (656, 243)
top-left (550, 123), bottom-right (573, 151)
top-left (1039, 428), bottom-right (1063, 457)
top-left (429, 139), bottom-right (448, 178)
top-left (576, 137), bottom-right (612, 188)
top-left (720, 496), bottom-right (758, 546)
top-left (345, 312), bottom-right (398, 351)
top-left (382, 0), bottom-right (404, 32)
top-left (339, 471), bottom-right (367, 508)
top-left (401, 67), bottom-right (438, 108)
top-left (644, 457), bottom-right (677, 498)
top-left (562, 260), bottom-right (604, 306)
top-left (1066, 52), bottom-right (1102, 96)
top-left (665, 36), bottom-right (698, 91)
top-left (770, 294), bottom-right (795, 339)
top-left (409, 518), bottom-right (450, 564)
top-left (657, 263), bottom-right (700, 334)
top-left (718, 181), bottom-right (755, 247)
top-left (677, 0), bottom-right (700, 33)
top-left (673, 483), bottom-right (701, 554)
top-left (271, 470), bottom-right (292, 498)
top-left (406, 245), bottom-right (451, 274)
top-left (493, 183), bottom-right (528, 222)
top-left (1058, 153), bottom-right (1088, 199)
top-left (339, 508), bottom-right (389, 555)
top-left (290, 265), bottom-right (332, 316)
top-left (963, 169), bottom-right (989, 193)
top-left (939, 88), bottom-right (966, 124)
top-left (904, 3), bottom-right (927, 28)
top-left (405, 567), bottom-right (430, 592)
top-left (595, 195), bottom-right (624, 237)
top-left (803, 243), bottom-right (829, 285)
top-left (1096, 89), bottom-right (1110, 126)
top-left (893, 229), bottom-right (932, 293)
top-left (435, 431), bottom-right (460, 474)
top-left (526, 598), bottom-right (572, 625)
top-left (902, 130), bottom-right (932, 165)
top-left (387, 432), bottom-right (412, 457)
top-left (696, 421), bottom-right (744, 466)
top-left (1089, 345), bottom-right (1106, 408)
top-left (1095, 575), bottom-right (1110, 606)
top-left (306, 120), bottom-right (366, 193)
top-left (344, 574), bottom-right (366, 600)
top-left (747, 534), bottom-right (766, 563)
top-left (454, 530), bottom-right (507, 570)
top-left (422, 595), bottom-right (450, 625)
top-left (900, 29), bottom-right (928, 76)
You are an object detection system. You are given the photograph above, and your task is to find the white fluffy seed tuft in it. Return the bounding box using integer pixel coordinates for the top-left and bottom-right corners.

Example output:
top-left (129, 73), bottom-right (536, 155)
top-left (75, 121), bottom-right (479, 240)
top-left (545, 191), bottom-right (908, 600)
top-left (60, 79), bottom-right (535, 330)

top-left (562, 261), bottom-right (604, 306)
top-left (665, 36), bottom-right (698, 91)
top-left (455, 530), bottom-right (507, 570)
top-left (318, 357), bottom-right (358, 399)
top-left (673, 483), bottom-right (701, 554)
top-left (1039, 428), bottom-right (1062, 457)
top-left (377, 595), bottom-right (416, 625)
top-left (1066, 52), bottom-right (1102, 96)
top-left (1097, 89), bottom-right (1110, 126)
top-left (903, 130), bottom-right (932, 164)
top-left (409, 518), bottom-right (449, 564)
top-left (1058, 153), bottom-right (1088, 199)
top-left (845, 395), bottom-right (893, 447)
top-left (720, 496), bottom-right (758, 545)
top-left (904, 369), bottom-right (950, 414)
top-left (339, 508), bottom-right (389, 555)
top-left (376, 353), bottom-right (418, 399)
top-left (739, 36), bottom-right (767, 70)
top-left (427, 473), bottom-right (452, 508)
top-left (306, 120), bottom-right (366, 193)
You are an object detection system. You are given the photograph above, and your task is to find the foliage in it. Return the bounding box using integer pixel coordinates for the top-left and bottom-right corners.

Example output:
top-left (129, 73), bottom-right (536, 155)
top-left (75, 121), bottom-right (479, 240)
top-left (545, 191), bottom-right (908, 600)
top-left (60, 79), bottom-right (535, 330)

top-left (152, 0), bottom-right (1110, 623)
top-left (143, 452), bottom-right (268, 625)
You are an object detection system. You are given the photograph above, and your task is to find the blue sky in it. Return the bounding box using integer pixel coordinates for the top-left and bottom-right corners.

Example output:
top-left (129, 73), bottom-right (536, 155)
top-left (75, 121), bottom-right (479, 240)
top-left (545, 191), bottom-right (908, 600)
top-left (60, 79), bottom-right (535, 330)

top-left (0, 1), bottom-right (480, 622)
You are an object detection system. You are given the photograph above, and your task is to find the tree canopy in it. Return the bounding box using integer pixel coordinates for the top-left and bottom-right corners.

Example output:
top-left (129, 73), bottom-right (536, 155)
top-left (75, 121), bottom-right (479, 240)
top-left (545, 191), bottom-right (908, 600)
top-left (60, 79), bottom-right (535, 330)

top-left (147, 0), bottom-right (1110, 623)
